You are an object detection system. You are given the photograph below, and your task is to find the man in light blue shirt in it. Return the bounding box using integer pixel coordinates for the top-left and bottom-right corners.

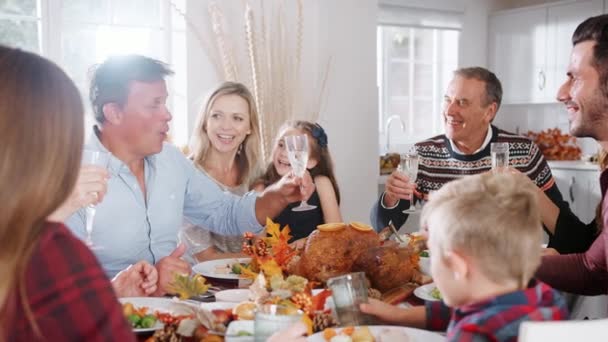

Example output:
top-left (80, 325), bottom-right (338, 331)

top-left (65, 55), bottom-right (310, 294)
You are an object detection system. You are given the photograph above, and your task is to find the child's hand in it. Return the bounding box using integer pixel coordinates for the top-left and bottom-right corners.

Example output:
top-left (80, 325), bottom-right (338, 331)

top-left (267, 322), bottom-right (307, 342)
top-left (360, 298), bottom-right (406, 324)
top-left (360, 299), bottom-right (427, 328)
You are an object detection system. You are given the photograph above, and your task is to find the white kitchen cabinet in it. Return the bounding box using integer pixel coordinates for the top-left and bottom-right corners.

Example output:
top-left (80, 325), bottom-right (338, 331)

top-left (549, 162), bottom-right (601, 223)
top-left (488, 0), bottom-right (603, 104)
top-left (546, 1), bottom-right (604, 96)
top-left (488, 7), bottom-right (547, 104)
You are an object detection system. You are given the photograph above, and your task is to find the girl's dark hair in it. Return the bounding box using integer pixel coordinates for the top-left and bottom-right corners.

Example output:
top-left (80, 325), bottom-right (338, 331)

top-left (252, 121), bottom-right (340, 203)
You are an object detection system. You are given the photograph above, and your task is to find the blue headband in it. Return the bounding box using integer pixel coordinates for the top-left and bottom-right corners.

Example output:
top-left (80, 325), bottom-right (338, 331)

top-left (311, 123), bottom-right (328, 148)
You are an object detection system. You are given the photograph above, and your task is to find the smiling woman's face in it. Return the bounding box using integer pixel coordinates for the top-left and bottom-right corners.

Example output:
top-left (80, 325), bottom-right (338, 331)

top-left (205, 93), bottom-right (251, 154)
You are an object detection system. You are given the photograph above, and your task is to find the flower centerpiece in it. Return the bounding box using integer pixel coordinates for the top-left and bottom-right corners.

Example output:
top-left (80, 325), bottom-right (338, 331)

top-left (240, 219), bottom-right (336, 333)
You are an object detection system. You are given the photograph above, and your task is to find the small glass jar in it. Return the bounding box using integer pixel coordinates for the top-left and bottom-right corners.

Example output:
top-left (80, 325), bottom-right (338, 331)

top-left (254, 304), bottom-right (302, 342)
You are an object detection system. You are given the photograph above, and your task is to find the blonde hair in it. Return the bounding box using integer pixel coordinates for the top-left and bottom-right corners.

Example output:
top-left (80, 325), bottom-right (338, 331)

top-left (190, 81), bottom-right (262, 186)
top-left (0, 47), bottom-right (84, 336)
top-left (421, 172), bottom-right (542, 288)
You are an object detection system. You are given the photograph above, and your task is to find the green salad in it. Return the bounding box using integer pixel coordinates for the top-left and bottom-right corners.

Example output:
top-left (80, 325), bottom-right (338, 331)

top-left (430, 287), bottom-right (442, 300)
top-left (231, 262), bottom-right (250, 275)
top-left (126, 314), bottom-right (157, 329)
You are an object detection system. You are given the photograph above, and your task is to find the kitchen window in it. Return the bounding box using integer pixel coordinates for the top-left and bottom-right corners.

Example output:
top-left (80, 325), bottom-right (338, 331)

top-left (378, 5), bottom-right (461, 151)
top-left (0, 0), bottom-right (189, 146)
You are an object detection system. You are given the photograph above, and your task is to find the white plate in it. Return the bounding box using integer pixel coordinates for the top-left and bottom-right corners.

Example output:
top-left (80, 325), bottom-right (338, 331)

top-left (307, 325), bottom-right (445, 341)
top-left (213, 288), bottom-right (326, 304)
top-left (413, 283), bottom-right (442, 302)
top-left (225, 320), bottom-right (254, 342)
top-left (193, 258), bottom-right (252, 280)
top-left (119, 297), bottom-right (195, 333)
top-left (200, 301), bottom-right (237, 312)
top-left (215, 289), bottom-right (252, 303)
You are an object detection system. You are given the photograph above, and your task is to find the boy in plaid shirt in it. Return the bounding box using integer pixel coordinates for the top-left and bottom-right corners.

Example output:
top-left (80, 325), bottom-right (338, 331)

top-left (361, 172), bottom-right (568, 341)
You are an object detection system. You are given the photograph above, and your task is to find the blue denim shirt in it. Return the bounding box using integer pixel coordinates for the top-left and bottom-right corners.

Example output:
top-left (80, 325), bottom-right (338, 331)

top-left (66, 132), bottom-right (262, 278)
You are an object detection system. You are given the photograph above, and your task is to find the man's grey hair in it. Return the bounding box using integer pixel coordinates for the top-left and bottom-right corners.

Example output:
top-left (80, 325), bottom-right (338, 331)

top-left (454, 67), bottom-right (503, 111)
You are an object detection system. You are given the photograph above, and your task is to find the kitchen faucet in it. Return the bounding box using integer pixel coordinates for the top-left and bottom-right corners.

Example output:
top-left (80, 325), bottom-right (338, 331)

top-left (385, 115), bottom-right (405, 153)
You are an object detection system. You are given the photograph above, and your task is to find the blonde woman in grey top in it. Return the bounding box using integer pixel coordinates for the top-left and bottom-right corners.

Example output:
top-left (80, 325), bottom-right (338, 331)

top-left (181, 82), bottom-right (262, 263)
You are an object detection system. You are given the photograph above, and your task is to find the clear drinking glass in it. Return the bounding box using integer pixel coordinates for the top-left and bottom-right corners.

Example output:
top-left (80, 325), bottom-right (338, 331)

top-left (284, 134), bottom-right (317, 211)
top-left (398, 151), bottom-right (419, 214)
top-left (327, 272), bottom-right (373, 326)
top-left (491, 142), bottom-right (509, 172)
top-left (81, 149), bottom-right (110, 250)
top-left (254, 304), bottom-right (303, 342)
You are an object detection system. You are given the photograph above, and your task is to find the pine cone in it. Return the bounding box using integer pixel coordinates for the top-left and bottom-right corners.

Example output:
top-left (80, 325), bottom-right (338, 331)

top-left (291, 292), bottom-right (313, 313)
top-left (150, 324), bottom-right (181, 342)
top-left (242, 241), bottom-right (254, 256)
top-left (368, 288), bottom-right (382, 300)
top-left (312, 311), bottom-right (337, 332)
top-left (256, 239), bottom-right (270, 256)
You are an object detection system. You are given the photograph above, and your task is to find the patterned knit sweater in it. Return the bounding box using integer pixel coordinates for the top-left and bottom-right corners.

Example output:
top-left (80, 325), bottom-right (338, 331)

top-left (371, 125), bottom-right (596, 254)
top-left (415, 126), bottom-right (552, 198)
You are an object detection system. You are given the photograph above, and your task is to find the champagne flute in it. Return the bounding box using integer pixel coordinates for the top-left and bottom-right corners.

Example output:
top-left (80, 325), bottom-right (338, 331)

top-left (399, 151), bottom-right (419, 214)
top-left (284, 134), bottom-right (317, 211)
top-left (81, 149), bottom-right (110, 250)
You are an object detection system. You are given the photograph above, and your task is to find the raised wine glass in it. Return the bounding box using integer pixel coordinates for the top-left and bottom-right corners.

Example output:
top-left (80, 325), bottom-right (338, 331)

top-left (81, 149), bottom-right (110, 250)
top-left (399, 151), bottom-right (419, 214)
top-left (284, 134), bottom-right (317, 211)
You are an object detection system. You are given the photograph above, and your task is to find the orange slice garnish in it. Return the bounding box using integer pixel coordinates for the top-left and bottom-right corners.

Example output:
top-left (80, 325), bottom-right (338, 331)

top-left (233, 301), bottom-right (256, 320)
top-left (317, 222), bottom-right (346, 232)
top-left (350, 221), bottom-right (373, 232)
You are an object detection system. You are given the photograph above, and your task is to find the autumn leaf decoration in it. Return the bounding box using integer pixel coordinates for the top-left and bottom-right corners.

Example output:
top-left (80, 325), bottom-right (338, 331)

top-left (167, 274), bottom-right (210, 300)
top-left (241, 218), bottom-right (299, 279)
top-left (263, 218), bottom-right (298, 269)
top-left (238, 265), bottom-right (259, 279)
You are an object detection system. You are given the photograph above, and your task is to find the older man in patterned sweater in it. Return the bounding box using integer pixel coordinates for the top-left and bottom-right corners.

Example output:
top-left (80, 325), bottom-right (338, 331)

top-left (371, 67), bottom-right (595, 254)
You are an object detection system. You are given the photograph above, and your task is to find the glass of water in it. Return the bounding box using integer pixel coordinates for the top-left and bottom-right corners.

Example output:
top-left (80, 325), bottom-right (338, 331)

top-left (491, 142), bottom-right (509, 172)
top-left (254, 304), bottom-right (302, 342)
top-left (327, 272), bottom-right (373, 326)
top-left (81, 149), bottom-right (110, 250)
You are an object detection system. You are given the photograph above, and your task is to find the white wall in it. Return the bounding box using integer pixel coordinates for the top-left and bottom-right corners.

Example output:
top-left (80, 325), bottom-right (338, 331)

top-left (459, 0), bottom-right (494, 67)
top-left (316, 0), bottom-right (379, 223)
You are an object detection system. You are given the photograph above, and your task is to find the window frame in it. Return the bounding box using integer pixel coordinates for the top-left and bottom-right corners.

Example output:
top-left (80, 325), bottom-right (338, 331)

top-left (377, 4), bottom-right (462, 151)
top-left (0, 0), bottom-right (189, 146)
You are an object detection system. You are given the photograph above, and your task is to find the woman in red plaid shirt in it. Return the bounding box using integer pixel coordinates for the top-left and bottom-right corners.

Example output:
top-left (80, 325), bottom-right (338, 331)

top-left (0, 46), bottom-right (145, 341)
